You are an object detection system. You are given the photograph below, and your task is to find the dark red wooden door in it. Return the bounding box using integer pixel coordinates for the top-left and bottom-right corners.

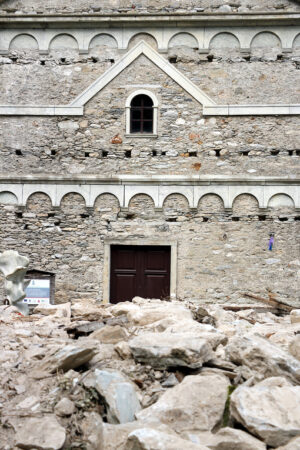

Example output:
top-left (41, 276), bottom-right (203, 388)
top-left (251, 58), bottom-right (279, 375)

top-left (110, 245), bottom-right (171, 303)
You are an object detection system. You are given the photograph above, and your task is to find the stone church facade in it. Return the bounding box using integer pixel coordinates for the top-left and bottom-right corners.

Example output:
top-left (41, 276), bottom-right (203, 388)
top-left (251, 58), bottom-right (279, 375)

top-left (0, 0), bottom-right (299, 305)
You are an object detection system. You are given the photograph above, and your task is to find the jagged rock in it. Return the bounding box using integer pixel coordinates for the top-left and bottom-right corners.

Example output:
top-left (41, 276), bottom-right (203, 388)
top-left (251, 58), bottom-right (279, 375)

top-left (90, 324), bottom-right (129, 344)
top-left (71, 300), bottom-right (112, 321)
top-left (161, 373), bottom-right (179, 388)
top-left (230, 377), bottom-right (300, 447)
top-left (226, 334), bottom-right (300, 383)
top-left (83, 369), bottom-right (141, 424)
top-left (184, 428), bottom-right (266, 449)
top-left (111, 299), bottom-right (193, 326)
top-left (54, 397), bottom-right (75, 416)
top-left (34, 303), bottom-right (71, 318)
top-left (129, 330), bottom-right (214, 369)
top-left (81, 412), bottom-right (103, 450)
top-left (136, 374), bottom-right (229, 433)
top-left (114, 341), bottom-right (133, 359)
top-left (38, 343), bottom-right (98, 373)
top-left (276, 436), bottom-right (300, 449)
top-left (103, 422), bottom-right (180, 450)
top-left (127, 428), bottom-right (209, 449)
top-left (15, 415), bottom-right (66, 449)
top-left (162, 320), bottom-right (227, 349)
top-left (289, 335), bottom-right (300, 361)
top-left (291, 310), bottom-right (300, 324)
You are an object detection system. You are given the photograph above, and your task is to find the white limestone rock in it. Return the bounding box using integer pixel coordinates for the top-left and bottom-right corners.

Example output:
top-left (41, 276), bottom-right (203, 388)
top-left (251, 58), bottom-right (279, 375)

top-left (129, 330), bottom-right (214, 369)
top-left (127, 428), bottom-right (210, 450)
top-left (289, 335), bottom-right (300, 361)
top-left (276, 436), bottom-right (300, 449)
top-left (230, 377), bottom-right (300, 447)
top-left (291, 310), bottom-right (300, 324)
top-left (136, 374), bottom-right (229, 433)
top-left (225, 334), bottom-right (300, 383)
top-left (54, 397), bottom-right (75, 416)
top-left (90, 324), bottom-right (129, 344)
top-left (38, 343), bottom-right (98, 373)
top-left (184, 428), bottom-right (266, 450)
top-left (81, 412), bottom-right (103, 450)
top-left (34, 303), bottom-right (71, 318)
top-left (83, 369), bottom-right (141, 424)
top-left (111, 298), bottom-right (193, 326)
top-left (15, 415), bottom-right (66, 450)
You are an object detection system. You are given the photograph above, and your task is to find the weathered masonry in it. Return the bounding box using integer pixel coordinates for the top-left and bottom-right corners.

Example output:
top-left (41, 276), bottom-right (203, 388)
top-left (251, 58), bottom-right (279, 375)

top-left (0, 0), bottom-right (299, 305)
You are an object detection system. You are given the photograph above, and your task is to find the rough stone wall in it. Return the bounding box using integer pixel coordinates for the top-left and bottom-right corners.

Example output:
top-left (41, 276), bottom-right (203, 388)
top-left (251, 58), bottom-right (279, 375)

top-left (0, 55), bottom-right (300, 177)
top-left (0, 0), bottom-right (299, 14)
top-left (0, 194), bottom-right (299, 305)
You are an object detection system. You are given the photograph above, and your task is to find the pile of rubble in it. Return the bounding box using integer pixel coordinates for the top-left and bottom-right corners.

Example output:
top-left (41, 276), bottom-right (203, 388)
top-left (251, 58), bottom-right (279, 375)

top-left (0, 297), bottom-right (300, 449)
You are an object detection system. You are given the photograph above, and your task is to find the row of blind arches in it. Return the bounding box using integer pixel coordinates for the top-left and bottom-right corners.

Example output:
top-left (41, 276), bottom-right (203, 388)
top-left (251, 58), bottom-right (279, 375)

top-left (6, 31), bottom-right (300, 53)
top-left (0, 192), bottom-right (296, 213)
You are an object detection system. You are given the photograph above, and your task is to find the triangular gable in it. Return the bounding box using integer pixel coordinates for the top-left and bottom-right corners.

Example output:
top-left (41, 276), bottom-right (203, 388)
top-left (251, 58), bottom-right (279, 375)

top-left (70, 40), bottom-right (216, 107)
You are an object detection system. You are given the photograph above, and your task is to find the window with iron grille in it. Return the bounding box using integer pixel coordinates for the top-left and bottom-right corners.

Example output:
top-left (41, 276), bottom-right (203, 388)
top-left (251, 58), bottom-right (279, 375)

top-left (130, 94), bottom-right (154, 134)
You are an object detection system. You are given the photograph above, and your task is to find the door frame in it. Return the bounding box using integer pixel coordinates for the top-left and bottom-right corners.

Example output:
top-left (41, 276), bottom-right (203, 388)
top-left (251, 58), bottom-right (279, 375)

top-left (102, 239), bottom-right (178, 304)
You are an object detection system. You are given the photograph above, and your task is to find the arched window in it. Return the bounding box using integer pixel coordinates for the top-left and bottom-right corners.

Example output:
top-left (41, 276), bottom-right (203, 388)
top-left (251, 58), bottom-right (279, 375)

top-left (125, 90), bottom-right (158, 136)
top-left (130, 94), bottom-right (153, 133)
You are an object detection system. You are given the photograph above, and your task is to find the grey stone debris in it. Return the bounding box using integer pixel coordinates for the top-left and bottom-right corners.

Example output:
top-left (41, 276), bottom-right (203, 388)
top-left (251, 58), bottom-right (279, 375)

top-left (83, 368), bottom-right (141, 424)
top-left (0, 250), bottom-right (30, 315)
top-left (15, 415), bottom-right (66, 450)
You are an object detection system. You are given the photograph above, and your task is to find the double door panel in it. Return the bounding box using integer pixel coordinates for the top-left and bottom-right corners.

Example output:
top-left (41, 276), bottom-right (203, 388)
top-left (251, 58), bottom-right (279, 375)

top-left (110, 245), bottom-right (170, 303)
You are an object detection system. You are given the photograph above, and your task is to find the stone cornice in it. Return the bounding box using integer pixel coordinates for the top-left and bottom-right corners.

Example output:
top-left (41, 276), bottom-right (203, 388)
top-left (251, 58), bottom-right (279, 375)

top-left (0, 175), bottom-right (299, 186)
top-left (0, 174), bottom-right (298, 209)
top-left (0, 12), bottom-right (299, 28)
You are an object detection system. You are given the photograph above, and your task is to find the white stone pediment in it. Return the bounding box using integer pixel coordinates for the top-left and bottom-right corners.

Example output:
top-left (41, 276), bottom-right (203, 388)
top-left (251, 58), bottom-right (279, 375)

top-left (70, 40), bottom-right (216, 107)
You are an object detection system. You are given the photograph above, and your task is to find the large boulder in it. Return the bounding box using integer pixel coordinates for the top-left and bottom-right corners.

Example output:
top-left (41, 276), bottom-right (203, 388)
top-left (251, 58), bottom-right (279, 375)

top-left (184, 428), bottom-right (266, 450)
top-left (226, 334), bottom-right (300, 383)
top-left (151, 320), bottom-right (228, 349)
top-left (38, 343), bottom-right (98, 373)
top-left (111, 299), bottom-right (193, 326)
top-left (126, 428), bottom-right (210, 450)
top-left (129, 331), bottom-right (214, 369)
top-left (83, 369), bottom-right (141, 424)
top-left (15, 415), bottom-right (66, 450)
top-left (136, 374), bottom-right (230, 433)
top-left (230, 377), bottom-right (300, 447)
